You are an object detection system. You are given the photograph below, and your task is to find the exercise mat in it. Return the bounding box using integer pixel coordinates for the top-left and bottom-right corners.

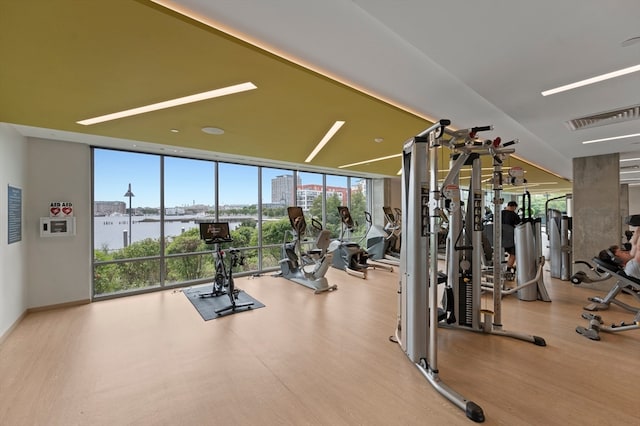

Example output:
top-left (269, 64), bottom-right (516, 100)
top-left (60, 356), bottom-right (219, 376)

top-left (183, 286), bottom-right (265, 321)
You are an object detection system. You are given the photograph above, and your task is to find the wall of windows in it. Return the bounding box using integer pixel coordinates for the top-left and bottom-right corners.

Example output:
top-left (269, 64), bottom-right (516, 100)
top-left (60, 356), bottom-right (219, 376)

top-left (93, 150), bottom-right (161, 295)
top-left (92, 148), bottom-right (371, 298)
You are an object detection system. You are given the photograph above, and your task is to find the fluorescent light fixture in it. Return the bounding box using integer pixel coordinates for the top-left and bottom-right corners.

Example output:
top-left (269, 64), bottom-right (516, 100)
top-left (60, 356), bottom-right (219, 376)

top-left (77, 82), bottom-right (257, 125)
top-left (542, 64), bottom-right (640, 96)
top-left (516, 182), bottom-right (559, 187)
top-left (620, 157), bottom-right (640, 162)
top-left (305, 121), bottom-right (345, 163)
top-left (338, 153), bottom-right (402, 169)
top-left (582, 132), bottom-right (640, 144)
top-left (621, 170), bottom-right (640, 174)
top-left (467, 174), bottom-right (495, 181)
top-left (438, 167), bottom-right (503, 173)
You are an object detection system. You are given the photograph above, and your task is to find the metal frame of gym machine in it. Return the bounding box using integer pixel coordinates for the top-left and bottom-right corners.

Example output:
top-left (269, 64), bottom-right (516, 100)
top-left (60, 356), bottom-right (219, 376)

top-left (480, 190), bottom-right (551, 302)
top-left (393, 119), bottom-right (546, 423)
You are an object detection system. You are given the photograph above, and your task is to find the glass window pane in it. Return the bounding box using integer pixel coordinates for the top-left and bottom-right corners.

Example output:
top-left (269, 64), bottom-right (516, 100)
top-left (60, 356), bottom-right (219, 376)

top-left (297, 170), bottom-right (323, 215)
top-left (93, 149), bottom-right (161, 296)
top-left (261, 168), bottom-right (295, 268)
top-left (165, 252), bottom-right (215, 285)
top-left (164, 156), bottom-right (215, 254)
top-left (94, 149), bottom-right (161, 254)
top-left (219, 163), bottom-right (258, 272)
top-left (326, 174), bottom-right (349, 239)
top-left (349, 177), bottom-right (369, 240)
top-left (94, 258), bottom-right (162, 296)
top-left (163, 157), bottom-right (216, 285)
top-left (261, 246), bottom-right (282, 270)
top-left (233, 247), bottom-right (257, 273)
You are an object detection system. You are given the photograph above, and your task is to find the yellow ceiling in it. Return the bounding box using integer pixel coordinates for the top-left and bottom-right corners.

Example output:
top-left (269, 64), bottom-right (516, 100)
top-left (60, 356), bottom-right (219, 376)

top-left (0, 0), bottom-right (571, 193)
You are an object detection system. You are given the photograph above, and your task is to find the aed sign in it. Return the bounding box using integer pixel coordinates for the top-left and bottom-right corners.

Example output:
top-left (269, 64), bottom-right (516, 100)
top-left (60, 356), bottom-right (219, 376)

top-left (50, 201), bottom-right (74, 217)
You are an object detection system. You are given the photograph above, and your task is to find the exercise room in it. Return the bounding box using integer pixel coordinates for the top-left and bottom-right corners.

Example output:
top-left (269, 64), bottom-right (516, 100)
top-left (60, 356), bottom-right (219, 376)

top-left (2, 1), bottom-right (640, 425)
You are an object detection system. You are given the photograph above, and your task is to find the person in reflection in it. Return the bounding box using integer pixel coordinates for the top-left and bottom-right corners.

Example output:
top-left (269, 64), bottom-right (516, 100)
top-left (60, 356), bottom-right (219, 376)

top-left (501, 201), bottom-right (521, 274)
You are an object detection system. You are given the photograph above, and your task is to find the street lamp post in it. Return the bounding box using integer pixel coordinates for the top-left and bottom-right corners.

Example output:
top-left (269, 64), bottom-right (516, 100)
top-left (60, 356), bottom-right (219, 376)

top-left (124, 183), bottom-right (135, 246)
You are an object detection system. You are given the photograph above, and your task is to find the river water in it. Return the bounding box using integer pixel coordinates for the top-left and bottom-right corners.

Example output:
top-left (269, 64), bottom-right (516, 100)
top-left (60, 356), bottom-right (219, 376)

top-left (93, 215), bottom-right (244, 251)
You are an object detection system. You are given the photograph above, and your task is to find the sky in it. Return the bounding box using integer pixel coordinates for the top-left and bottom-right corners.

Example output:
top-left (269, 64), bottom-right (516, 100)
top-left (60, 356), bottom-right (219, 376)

top-left (93, 149), bottom-right (360, 208)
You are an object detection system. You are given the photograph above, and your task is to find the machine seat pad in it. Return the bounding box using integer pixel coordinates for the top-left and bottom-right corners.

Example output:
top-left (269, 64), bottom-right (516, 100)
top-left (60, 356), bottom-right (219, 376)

top-left (592, 257), bottom-right (640, 286)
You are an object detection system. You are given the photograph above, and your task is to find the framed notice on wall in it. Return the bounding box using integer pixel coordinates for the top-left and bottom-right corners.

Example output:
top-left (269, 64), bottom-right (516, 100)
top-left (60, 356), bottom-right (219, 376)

top-left (8, 184), bottom-right (22, 244)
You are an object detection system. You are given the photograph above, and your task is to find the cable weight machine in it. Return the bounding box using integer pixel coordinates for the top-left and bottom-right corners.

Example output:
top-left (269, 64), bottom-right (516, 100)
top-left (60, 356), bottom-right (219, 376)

top-left (392, 120), bottom-right (546, 423)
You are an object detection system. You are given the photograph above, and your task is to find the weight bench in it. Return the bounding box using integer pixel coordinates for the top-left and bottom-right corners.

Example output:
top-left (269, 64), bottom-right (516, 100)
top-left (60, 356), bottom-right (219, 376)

top-left (576, 257), bottom-right (640, 340)
top-left (582, 258), bottom-right (640, 313)
top-left (576, 311), bottom-right (640, 341)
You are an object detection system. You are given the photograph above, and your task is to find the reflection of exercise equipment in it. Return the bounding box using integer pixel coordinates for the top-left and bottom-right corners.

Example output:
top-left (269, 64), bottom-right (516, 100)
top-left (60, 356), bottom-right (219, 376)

top-left (392, 120), bottom-right (545, 423)
top-left (363, 210), bottom-right (399, 267)
top-left (546, 195), bottom-right (572, 281)
top-left (330, 206), bottom-right (392, 279)
top-left (197, 222), bottom-right (254, 315)
top-left (383, 206), bottom-right (402, 257)
top-left (514, 191), bottom-right (549, 301)
top-left (482, 192), bottom-right (550, 301)
top-left (279, 206), bottom-right (336, 294)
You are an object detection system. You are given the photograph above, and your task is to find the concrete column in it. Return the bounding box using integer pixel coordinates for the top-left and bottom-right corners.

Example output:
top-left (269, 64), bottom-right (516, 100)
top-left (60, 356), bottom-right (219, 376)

top-left (572, 153), bottom-right (620, 289)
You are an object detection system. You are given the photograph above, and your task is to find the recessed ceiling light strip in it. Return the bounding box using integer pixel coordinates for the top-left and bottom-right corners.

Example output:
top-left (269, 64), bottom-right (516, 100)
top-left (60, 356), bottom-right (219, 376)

top-left (151, 1), bottom-right (440, 125)
top-left (582, 132), bottom-right (640, 144)
top-left (77, 82), bottom-right (257, 125)
top-left (542, 64), bottom-right (640, 96)
top-left (339, 153), bottom-right (402, 169)
top-left (305, 121), bottom-right (345, 163)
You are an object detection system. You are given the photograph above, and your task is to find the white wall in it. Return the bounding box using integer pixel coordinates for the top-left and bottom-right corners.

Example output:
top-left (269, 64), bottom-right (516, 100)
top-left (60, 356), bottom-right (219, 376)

top-left (629, 186), bottom-right (640, 218)
top-left (26, 138), bottom-right (91, 308)
top-left (0, 124), bottom-right (28, 338)
top-left (388, 176), bottom-right (401, 212)
top-left (371, 177), bottom-right (401, 226)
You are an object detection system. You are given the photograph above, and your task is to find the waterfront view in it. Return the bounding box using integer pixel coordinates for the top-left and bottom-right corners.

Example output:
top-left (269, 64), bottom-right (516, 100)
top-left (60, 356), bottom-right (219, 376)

top-left (93, 214), bottom-right (251, 252)
top-left (92, 148), bottom-right (369, 297)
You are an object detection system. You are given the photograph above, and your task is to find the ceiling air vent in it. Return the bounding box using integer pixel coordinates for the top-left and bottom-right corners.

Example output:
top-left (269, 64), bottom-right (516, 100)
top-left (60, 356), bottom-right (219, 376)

top-left (566, 104), bottom-right (640, 131)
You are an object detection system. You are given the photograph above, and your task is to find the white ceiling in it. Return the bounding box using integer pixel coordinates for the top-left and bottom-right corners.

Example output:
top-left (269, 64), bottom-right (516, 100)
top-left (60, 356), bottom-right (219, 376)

top-left (161, 0), bottom-right (640, 182)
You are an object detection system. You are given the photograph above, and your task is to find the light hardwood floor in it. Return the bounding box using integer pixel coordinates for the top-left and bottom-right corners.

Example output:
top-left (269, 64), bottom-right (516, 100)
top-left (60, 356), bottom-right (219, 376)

top-left (1, 266), bottom-right (639, 426)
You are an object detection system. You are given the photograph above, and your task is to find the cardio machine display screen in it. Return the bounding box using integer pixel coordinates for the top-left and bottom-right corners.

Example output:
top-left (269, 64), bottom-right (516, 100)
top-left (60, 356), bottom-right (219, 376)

top-left (199, 222), bottom-right (232, 243)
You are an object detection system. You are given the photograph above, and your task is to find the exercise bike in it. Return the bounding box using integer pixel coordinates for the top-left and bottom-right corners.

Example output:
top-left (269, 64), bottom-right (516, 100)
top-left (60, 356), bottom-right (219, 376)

top-left (215, 247), bottom-right (254, 316)
top-left (279, 206), bottom-right (337, 294)
top-left (198, 222), bottom-right (254, 315)
top-left (198, 222), bottom-right (231, 298)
